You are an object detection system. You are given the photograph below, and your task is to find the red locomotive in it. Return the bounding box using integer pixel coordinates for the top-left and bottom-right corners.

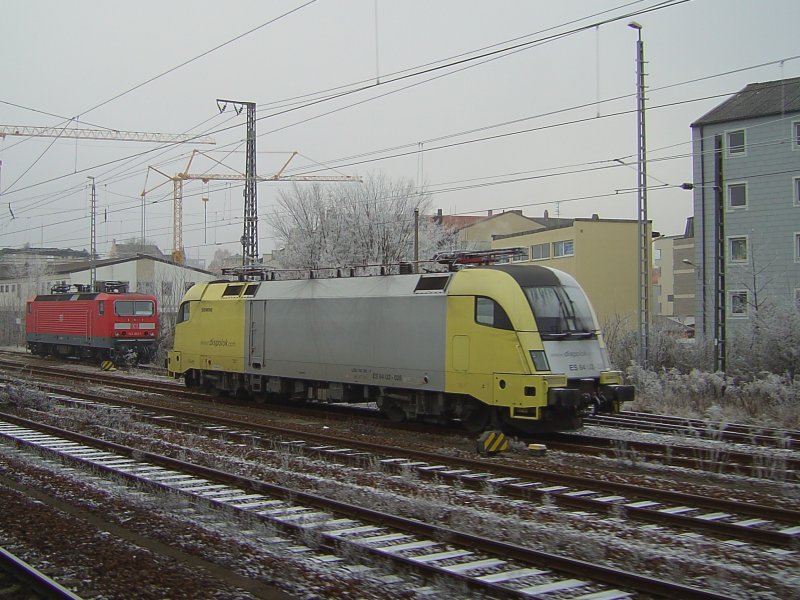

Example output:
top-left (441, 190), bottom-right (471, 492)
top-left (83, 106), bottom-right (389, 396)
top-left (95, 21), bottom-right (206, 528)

top-left (26, 281), bottom-right (158, 364)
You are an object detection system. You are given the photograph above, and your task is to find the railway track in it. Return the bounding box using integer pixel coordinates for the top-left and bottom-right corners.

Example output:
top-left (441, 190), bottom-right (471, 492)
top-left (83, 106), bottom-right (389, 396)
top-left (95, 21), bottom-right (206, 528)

top-left (0, 412), bottom-right (737, 599)
top-left (545, 432), bottom-right (798, 480)
top-left (3, 356), bottom-right (797, 482)
top-left (6, 381), bottom-right (800, 551)
top-left (585, 411), bottom-right (800, 449)
top-left (0, 546), bottom-right (82, 600)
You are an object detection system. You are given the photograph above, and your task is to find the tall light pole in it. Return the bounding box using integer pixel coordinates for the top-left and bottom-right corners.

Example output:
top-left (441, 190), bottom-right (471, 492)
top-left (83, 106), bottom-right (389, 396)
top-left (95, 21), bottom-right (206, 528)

top-left (629, 21), bottom-right (649, 367)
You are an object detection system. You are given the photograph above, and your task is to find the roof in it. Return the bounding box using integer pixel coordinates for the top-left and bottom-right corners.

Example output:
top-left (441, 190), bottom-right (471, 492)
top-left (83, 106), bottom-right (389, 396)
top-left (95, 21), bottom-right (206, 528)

top-left (692, 77), bottom-right (800, 127)
top-left (109, 240), bottom-right (166, 258)
top-left (50, 254), bottom-right (215, 277)
top-left (436, 215), bottom-right (488, 230)
top-left (492, 216), bottom-right (645, 241)
top-left (0, 247), bottom-right (90, 259)
top-left (434, 211), bottom-right (571, 232)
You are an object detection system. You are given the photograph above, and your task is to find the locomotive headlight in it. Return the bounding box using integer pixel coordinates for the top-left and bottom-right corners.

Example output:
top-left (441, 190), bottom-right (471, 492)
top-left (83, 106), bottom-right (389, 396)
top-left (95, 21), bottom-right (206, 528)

top-left (530, 350), bottom-right (550, 372)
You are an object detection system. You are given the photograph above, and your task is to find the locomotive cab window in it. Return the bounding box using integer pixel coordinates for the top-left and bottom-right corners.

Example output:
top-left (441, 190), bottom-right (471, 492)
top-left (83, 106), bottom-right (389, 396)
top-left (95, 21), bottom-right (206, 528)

top-left (115, 300), bottom-right (154, 316)
top-left (98, 301), bottom-right (105, 316)
top-left (523, 285), bottom-right (597, 339)
top-left (475, 297), bottom-right (513, 331)
top-left (177, 301), bottom-right (191, 324)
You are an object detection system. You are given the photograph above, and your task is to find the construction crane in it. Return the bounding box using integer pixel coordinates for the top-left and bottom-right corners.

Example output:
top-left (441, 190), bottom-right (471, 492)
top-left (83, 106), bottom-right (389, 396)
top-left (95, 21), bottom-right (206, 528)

top-left (1, 123), bottom-right (217, 283)
top-left (141, 150), bottom-right (361, 265)
top-left (0, 125), bottom-right (215, 145)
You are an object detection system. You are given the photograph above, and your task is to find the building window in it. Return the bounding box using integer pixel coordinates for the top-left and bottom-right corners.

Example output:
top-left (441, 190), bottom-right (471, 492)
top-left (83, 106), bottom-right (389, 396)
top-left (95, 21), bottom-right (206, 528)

top-left (796, 233), bottom-right (800, 262)
top-left (531, 242), bottom-right (550, 260)
top-left (729, 236), bottom-right (748, 263)
top-left (512, 247), bottom-right (530, 262)
top-left (794, 121), bottom-right (800, 150)
top-left (727, 129), bottom-right (745, 155)
top-left (794, 177), bottom-right (800, 206)
top-left (727, 182), bottom-right (747, 209)
top-left (730, 291), bottom-right (748, 317)
top-left (553, 239), bottom-right (574, 257)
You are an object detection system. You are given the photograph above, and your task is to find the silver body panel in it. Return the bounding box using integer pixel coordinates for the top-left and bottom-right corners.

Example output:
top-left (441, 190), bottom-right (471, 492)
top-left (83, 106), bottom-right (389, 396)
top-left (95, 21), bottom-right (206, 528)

top-left (244, 275), bottom-right (447, 390)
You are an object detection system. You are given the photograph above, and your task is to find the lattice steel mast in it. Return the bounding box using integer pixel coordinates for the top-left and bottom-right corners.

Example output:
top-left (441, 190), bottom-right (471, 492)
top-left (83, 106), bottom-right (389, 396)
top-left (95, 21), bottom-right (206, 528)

top-left (629, 22), bottom-right (649, 368)
top-left (217, 99), bottom-right (257, 265)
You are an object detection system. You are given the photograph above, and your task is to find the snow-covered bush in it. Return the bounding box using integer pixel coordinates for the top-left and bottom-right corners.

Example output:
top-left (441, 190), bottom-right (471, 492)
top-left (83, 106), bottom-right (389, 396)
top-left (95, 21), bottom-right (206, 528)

top-left (605, 309), bottom-right (800, 428)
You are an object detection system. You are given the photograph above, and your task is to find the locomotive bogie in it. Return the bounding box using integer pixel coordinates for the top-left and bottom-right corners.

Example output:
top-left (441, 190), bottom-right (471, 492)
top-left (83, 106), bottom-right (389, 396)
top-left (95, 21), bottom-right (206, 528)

top-left (168, 266), bottom-right (633, 433)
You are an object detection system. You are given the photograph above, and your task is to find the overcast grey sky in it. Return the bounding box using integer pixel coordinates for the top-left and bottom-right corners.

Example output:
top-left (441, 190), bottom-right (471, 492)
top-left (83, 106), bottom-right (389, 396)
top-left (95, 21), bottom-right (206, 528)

top-left (1, 0), bottom-right (798, 263)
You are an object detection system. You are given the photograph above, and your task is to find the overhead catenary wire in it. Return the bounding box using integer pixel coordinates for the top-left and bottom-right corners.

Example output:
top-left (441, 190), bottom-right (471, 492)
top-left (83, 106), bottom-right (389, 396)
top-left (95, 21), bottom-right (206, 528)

top-left (6, 102), bottom-right (799, 245)
top-left (3, 79), bottom-right (786, 234)
top-left (0, 0), bottom-right (691, 202)
top-left (2, 2), bottom-right (796, 253)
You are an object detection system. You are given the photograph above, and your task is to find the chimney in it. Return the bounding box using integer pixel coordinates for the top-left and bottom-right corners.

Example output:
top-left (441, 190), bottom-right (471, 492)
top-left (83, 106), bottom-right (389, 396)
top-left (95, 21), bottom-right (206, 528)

top-left (436, 208), bottom-right (442, 225)
top-left (487, 209), bottom-right (493, 217)
top-left (543, 210), bottom-right (549, 219)
top-left (591, 213), bottom-right (599, 221)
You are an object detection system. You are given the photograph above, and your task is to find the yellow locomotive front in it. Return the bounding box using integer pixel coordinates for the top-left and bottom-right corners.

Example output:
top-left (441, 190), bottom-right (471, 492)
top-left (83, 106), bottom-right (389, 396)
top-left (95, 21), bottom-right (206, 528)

top-left (167, 280), bottom-right (255, 392)
top-left (443, 266), bottom-right (631, 432)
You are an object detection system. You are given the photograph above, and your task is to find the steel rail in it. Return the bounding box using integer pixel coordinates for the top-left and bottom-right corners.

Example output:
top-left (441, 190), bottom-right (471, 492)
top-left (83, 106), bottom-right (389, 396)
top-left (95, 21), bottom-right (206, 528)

top-left (0, 411), bottom-right (735, 599)
top-left (5, 380), bottom-right (799, 548)
top-left (4, 359), bottom-right (798, 478)
top-left (586, 412), bottom-right (799, 448)
top-left (0, 546), bottom-right (83, 600)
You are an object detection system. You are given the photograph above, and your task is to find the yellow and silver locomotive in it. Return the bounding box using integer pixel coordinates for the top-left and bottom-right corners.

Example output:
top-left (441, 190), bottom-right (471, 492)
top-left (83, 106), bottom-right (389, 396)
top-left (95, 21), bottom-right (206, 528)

top-left (167, 265), bottom-right (632, 433)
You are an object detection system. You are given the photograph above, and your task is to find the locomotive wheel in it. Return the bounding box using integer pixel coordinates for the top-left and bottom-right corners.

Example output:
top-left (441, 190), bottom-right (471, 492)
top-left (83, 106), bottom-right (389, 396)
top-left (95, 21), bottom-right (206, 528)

top-left (184, 371), bottom-right (199, 389)
top-left (205, 383), bottom-right (223, 397)
top-left (382, 402), bottom-right (406, 423)
top-left (460, 401), bottom-right (493, 433)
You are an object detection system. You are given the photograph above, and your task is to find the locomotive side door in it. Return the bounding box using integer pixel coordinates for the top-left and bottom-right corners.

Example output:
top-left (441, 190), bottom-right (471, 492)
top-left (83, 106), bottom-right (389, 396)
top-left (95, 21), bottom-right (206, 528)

top-left (248, 300), bottom-right (267, 368)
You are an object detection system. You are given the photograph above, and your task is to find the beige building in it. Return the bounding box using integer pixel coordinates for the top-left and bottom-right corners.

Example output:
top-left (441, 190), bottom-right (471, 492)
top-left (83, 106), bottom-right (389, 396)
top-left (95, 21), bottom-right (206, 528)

top-left (653, 235), bottom-right (676, 317)
top-left (492, 217), bottom-right (651, 325)
top-left (671, 217), bottom-right (695, 325)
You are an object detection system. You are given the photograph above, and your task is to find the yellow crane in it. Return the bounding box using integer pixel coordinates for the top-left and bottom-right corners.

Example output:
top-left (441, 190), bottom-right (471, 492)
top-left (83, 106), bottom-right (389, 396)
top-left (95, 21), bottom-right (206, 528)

top-left (0, 125), bottom-right (215, 145)
top-left (141, 150), bottom-right (360, 264)
top-left (1, 123), bottom-right (217, 279)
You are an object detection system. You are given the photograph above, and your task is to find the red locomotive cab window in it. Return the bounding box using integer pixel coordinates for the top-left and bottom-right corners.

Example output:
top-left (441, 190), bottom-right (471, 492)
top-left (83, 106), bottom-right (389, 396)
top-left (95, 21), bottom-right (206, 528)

top-left (115, 300), bottom-right (155, 316)
top-left (98, 301), bottom-right (105, 316)
top-left (27, 302), bottom-right (32, 314)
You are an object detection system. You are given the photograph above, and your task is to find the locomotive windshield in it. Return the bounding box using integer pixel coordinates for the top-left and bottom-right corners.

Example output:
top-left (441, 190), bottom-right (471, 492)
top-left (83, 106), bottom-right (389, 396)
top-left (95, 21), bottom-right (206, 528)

top-left (523, 284), bottom-right (598, 339)
top-left (115, 300), bottom-right (155, 317)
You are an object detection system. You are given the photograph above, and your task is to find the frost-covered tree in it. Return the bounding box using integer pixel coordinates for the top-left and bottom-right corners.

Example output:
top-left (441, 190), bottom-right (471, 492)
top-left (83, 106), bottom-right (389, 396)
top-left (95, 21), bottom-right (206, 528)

top-left (268, 174), bottom-right (458, 271)
top-left (207, 248), bottom-right (234, 273)
top-left (153, 267), bottom-right (196, 362)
